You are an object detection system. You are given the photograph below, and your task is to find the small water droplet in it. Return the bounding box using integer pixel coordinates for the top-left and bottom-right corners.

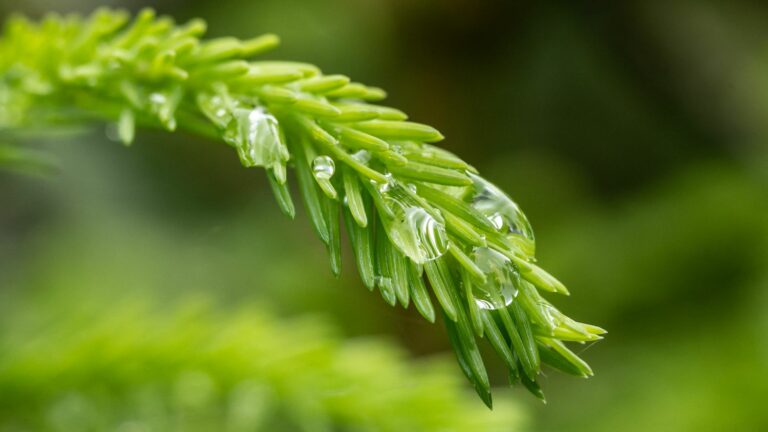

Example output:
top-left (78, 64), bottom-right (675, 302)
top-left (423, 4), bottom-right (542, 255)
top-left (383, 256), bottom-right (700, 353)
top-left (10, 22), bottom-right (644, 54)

top-left (377, 182), bottom-right (448, 263)
top-left (471, 246), bottom-right (519, 310)
top-left (540, 302), bottom-right (559, 328)
top-left (312, 155), bottom-right (335, 180)
top-left (351, 150), bottom-right (371, 164)
top-left (377, 173), bottom-right (394, 193)
top-left (467, 172), bottom-right (535, 251)
top-left (148, 92), bottom-right (176, 130)
top-left (198, 94), bottom-right (232, 129)
top-left (488, 213), bottom-right (504, 230)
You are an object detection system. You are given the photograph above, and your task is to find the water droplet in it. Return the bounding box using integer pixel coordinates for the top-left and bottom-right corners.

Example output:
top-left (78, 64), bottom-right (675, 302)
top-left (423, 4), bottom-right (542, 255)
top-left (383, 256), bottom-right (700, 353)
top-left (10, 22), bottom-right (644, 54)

top-left (378, 182), bottom-right (448, 263)
top-left (376, 173), bottom-right (394, 193)
top-left (351, 150), bottom-right (371, 164)
top-left (467, 172), bottom-right (535, 249)
top-left (148, 92), bottom-right (176, 130)
top-left (227, 107), bottom-right (288, 172)
top-left (198, 94), bottom-right (232, 128)
top-left (312, 155), bottom-right (335, 180)
top-left (540, 302), bottom-right (559, 328)
top-left (471, 246), bottom-right (519, 310)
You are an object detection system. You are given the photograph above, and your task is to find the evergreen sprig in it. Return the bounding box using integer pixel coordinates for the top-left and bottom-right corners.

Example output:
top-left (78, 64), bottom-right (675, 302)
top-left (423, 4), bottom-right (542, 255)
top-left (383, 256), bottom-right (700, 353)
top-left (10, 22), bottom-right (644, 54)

top-left (0, 8), bottom-right (604, 406)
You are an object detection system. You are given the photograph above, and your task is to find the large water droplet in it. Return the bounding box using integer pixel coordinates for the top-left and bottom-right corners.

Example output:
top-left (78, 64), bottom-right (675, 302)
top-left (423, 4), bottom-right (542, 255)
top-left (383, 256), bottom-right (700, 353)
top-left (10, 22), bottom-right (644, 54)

top-left (378, 182), bottom-right (448, 263)
top-left (312, 155), bottom-right (335, 180)
top-left (467, 172), bottom-right (535, 250)
top-left (226, 107), bottom-right (288, 172)
top-left (471, 246), bottom-right (519, 310)
top-left (404, 207), bottom-right (448, 260)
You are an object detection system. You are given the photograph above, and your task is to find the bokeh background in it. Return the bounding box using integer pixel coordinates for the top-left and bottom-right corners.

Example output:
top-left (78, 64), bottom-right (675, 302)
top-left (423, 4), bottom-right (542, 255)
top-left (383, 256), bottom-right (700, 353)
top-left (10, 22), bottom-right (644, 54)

top-left (2, 0), bottom-right (768, 431)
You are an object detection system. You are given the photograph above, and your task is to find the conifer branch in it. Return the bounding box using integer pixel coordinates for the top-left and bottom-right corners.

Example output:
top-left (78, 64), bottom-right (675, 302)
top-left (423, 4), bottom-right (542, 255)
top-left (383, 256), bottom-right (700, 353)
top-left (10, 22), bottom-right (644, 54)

top-left (0, 8), bottom-right (604, 406)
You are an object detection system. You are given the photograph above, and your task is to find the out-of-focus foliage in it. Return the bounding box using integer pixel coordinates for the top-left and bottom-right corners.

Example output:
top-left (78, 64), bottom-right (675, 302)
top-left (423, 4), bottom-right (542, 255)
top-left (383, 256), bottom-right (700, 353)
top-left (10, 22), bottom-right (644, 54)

top-left (0, 275), bottom-right (523, 431)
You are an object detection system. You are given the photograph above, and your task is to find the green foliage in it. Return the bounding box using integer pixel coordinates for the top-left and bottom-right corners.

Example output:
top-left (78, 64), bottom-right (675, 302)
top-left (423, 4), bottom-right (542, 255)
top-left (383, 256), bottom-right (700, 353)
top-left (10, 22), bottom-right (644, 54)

top-left (0, 291), bottom-right (524, 431)
top-left (0, 8), bottom-right (603, 404)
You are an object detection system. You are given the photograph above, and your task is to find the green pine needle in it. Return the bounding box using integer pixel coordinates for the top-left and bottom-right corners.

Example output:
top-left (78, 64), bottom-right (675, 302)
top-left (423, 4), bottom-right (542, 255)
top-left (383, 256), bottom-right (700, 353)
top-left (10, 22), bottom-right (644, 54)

top-left (0, 8), bottom-right (604, 405)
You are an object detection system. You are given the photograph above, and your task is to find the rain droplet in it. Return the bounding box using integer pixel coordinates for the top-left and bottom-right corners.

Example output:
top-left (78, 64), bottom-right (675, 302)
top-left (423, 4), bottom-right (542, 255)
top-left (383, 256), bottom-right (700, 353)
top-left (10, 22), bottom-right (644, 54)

top-left (227, 107), bottom-right (288, 173)
top-left (471, 246), bottom-right (519, 310)
top-left (404, 207), bottom-right (447, 261)
top-left (312, 155), bottom-right (335, 180)
top-left (351, 150), bottom-right (371, 164)
top-left (539, 302), bottom-right (560, 328)
top-left (148, 92), bottom-right (176, 130)
top-left (378, 183), bottom-right (448, 263)
top-left (467, 172), bottom-right (535, 251)
top-left (376, 173), bottom-right (394, 193)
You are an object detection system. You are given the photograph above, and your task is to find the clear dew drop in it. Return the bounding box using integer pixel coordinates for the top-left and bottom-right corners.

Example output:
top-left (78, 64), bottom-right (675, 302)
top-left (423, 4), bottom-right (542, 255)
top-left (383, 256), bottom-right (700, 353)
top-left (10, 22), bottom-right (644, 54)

top-left (312, 155), bottom-right (335, 180)
top-left (372, 172), bottom-right (394, 194)
top-left (539, 302), bottom-right (560, 329)
top-left (198, 94), bottom-right (235, 129)
top-left (148, 92), bottom-right (176, 130)
top-left (467, 172), bottom-right (534, 242)
top-left (351, 150), bottom-right (371, 165)
top-left (471, 246), bottom-right (519, 310)
top-left (404, 207), bottom-right (448, 261)
top-left (378, 183), bottom-right (448, 263)
top-left (226, 107), bottom-right (287, 172)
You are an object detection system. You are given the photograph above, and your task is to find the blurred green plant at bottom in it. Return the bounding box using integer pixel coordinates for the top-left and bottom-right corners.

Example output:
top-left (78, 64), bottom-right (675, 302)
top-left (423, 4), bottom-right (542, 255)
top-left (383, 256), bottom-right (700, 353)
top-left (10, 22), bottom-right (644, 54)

top-left (0, 288), bottom-right (524, 432)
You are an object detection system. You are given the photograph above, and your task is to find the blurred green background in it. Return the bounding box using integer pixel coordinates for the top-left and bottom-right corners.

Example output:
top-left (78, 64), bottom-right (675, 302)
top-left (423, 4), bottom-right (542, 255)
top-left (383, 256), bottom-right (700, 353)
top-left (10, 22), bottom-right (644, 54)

top-left (1, 0), bottom-right (767, 431)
